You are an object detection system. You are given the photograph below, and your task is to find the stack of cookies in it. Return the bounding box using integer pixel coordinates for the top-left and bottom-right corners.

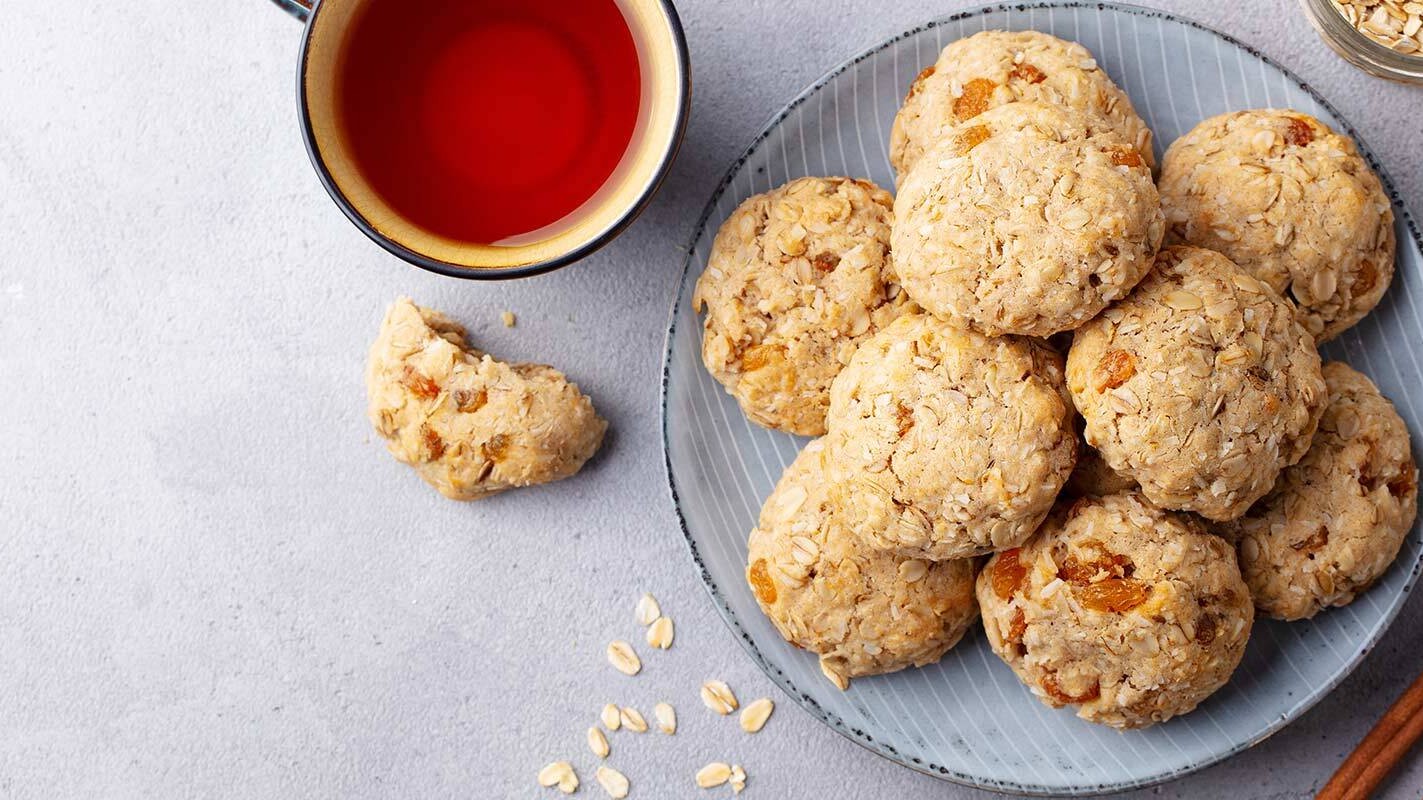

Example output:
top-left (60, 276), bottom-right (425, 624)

top-left (692, 30), bottom-right (1417, 730)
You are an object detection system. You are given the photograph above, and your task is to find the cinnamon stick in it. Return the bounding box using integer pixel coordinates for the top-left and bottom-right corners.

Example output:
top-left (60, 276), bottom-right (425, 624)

top-left (1317, 668), bottom-right (1423, 800)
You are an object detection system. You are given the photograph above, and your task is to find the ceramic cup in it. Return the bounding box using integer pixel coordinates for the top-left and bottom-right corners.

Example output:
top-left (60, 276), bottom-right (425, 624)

top-left (270, 0), bottom-right (690, 279)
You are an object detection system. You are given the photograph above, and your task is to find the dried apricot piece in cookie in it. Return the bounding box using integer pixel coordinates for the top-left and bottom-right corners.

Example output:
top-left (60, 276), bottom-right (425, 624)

top-left (977, 493), bottom-right (1253, 729)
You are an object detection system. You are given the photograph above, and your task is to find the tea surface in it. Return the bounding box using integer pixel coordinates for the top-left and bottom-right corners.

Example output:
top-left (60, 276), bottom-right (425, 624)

top-left (338, 0), bottom-right (642, 244)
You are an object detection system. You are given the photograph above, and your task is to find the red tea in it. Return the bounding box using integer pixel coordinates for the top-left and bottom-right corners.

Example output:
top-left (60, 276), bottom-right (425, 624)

top-left (336, 0), bottom-right (642, 245)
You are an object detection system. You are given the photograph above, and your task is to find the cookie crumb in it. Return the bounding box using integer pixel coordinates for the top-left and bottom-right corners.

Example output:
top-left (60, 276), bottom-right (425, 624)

top-left (501, 310), bottom-right (516, 328)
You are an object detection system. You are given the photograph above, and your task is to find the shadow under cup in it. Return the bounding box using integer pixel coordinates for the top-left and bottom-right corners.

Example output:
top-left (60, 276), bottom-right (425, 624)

top-left (299, 0), bottom-right (689, 279)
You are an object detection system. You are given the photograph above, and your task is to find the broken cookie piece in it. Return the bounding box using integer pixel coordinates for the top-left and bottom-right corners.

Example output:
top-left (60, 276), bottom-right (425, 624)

top-left (366, 297), bottom-right (606, 500)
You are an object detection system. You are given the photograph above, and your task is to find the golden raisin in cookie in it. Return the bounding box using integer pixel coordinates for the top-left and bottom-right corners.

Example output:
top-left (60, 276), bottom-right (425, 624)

top-left (746, 440), bottom-right (979, 689)
top-left (978, 493), bottom-right (1254, 729)
top-left (1160, 109), bottom-right (1395, 343)
top-left (366, 297), bottom-right (606, 501)
top-left (1067, 246), bottom-right (1326, 521)
top-left (1217, 362), bottom-right (1418, 621)
top-left (692, 176), bottom-right (913, 436)
top-left (889, 30), bottom-right (1153, 179)
top-left (893, 103), bottom-right (1163, 337)
top-left (822, 313), bottom-right (1077, 561)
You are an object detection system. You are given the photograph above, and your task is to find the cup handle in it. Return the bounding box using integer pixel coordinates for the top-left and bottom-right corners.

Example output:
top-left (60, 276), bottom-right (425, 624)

top-left (270, 0), bottom-right (314, 22)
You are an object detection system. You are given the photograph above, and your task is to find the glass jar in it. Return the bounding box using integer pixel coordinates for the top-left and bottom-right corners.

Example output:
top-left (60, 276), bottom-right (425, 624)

top-left (1298, 0), bottom-right (1423, 84)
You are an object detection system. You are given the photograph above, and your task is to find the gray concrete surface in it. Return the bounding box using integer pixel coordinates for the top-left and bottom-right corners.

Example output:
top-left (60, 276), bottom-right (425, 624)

top-left (1, 1), bottom-right (1420, 797)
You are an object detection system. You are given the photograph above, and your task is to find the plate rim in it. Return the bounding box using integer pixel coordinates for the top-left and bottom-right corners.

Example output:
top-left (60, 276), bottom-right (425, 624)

top-left (658, 2), bottom-right (1423, 794)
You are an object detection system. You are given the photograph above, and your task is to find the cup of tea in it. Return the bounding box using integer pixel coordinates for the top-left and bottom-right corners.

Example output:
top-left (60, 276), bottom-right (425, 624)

top-left (271, 0), bottom-right (689, 279)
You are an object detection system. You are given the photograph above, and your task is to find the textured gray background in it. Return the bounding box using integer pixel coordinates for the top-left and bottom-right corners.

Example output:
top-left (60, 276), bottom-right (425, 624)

top-left (0, 1), bottom-right (1420, 798)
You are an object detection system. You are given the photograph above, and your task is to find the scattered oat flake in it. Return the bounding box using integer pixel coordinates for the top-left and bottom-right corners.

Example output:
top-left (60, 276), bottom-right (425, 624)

top-left (595, 766), bottom-right (629, 798)
top-left (820, 658), bottom-right (850, 690)
top-left (739, 697), bottom-right (774, 733)
top-left (696, 762), bottom-right (732, 788)
top-left (646, 616), bottom-right (674, 649)
top-left (730, 764), bottom-right (747, 794)
top-left (537, 762), bottom-right (568, 786)
top-left (654, 702), bottom-right (677, 734)
top-left (700, 680), bottom-right (739, 715)
top-left (588, 726), bottom-right (610, 758)
top-left (606, 640), bottom-right (641, 676)
top-left (501, 310), bottom-right (516, 327)
top-left (538, 761), bottom-right (579, 794)
top-left (619, 706), bottom-right (648, 733)
top-left (635, 592), bottom-right (661, 626)
top-left (601, 703), bottom-right (621, 730)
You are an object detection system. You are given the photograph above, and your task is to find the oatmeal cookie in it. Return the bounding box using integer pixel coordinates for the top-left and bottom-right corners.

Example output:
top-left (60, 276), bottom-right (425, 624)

top-left (978, 493), bottom-right (1254, 729)
top-left (822, 313), bottom-right (1077, 561)
top-left (1063, 405), bottom-right (1138, 499)
top-left (1217, 362), bottom-right (1418, 620)
top-left (893, 103), bottom-right (1164, 337)
top-left (889, 30), bottom-right (1153, 179)
top-left (367, 298), bottom-right (606, 501)
top-left (692, 176), bottom-right (912, 436)
top-left (746, 439), bottom-right (980, 689)
top-left (1064, 439), bottom-right (1138, 499)
top-left (1067, 246), bottom-right (1326, 521)
top-left (1160, 109), bottom-right (1395, 343)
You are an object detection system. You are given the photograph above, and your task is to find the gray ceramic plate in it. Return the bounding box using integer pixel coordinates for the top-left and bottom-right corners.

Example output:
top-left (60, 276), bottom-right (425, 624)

top-left (661, 2), bottom-right (1423, 795)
